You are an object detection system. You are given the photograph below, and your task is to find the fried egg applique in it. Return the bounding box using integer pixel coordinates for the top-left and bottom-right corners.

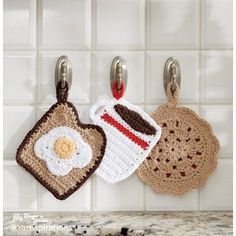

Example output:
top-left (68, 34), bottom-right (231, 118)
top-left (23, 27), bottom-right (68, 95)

top-left (34, 126), bottom-right (92, 176)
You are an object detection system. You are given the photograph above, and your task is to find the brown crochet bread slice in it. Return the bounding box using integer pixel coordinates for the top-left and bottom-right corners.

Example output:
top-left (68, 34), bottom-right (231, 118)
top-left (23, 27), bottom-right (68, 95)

top-left (16, 102), bottom-right (106, 200)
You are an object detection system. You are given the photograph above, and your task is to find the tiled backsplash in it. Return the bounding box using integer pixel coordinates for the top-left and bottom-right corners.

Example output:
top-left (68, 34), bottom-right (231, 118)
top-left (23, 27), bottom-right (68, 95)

top-left (3, 0), bottom-right (233, 211)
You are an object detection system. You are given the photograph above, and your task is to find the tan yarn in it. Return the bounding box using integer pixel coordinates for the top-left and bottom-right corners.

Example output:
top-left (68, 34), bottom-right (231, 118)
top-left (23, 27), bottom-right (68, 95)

top-left (137, 83), bottom-right (220, 195)
top-left (16, 103), bottom-right (106, 199)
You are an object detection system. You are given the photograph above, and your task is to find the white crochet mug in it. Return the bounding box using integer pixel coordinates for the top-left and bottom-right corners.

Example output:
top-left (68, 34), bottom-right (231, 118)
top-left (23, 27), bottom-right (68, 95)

top-left (90, 98), bottom-right (162, 183)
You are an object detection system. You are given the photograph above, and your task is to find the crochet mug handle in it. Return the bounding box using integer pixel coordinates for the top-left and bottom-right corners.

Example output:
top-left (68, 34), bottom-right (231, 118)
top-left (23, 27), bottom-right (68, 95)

top-left (89, 99), bottom-right (111, 123)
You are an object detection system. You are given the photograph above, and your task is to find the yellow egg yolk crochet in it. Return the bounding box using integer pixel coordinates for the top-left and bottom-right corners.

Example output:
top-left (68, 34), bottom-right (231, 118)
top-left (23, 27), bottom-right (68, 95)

top-left (54, 137), bottom-right (76, 159)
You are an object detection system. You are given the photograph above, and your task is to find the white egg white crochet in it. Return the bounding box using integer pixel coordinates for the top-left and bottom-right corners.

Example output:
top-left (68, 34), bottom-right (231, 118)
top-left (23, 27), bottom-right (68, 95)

top-left (34, 126), bottom-right (92, 176)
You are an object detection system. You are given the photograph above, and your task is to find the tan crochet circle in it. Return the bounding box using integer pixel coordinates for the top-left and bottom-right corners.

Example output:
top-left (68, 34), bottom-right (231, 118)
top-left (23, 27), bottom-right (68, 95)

top-left (137, 83), bottom-right (220, 195)
top-left (54, 136), bottom-right (76, 159)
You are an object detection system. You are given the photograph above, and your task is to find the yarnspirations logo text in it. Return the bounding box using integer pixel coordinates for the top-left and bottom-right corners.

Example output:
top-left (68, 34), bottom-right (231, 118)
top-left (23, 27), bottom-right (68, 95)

top-left (14, 224), bottom-right (73, 232)
top-left (11, 213), bottom-right (75, 233)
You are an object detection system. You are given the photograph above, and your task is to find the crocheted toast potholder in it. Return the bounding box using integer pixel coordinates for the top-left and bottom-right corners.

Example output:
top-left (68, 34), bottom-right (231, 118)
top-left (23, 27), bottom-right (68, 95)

top-left (16, 82), bottom-right (106, 200)
top-left (138, 83), bottom-right (220, 195)
top-left (90, 97), bottom-right (162, 184)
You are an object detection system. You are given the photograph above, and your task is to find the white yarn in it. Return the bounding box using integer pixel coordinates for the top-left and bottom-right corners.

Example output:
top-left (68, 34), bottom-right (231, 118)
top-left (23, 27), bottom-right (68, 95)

top-left (34, 126), bottom-right (92, 176)
top-left (90, 98), bottom-right (162, 183)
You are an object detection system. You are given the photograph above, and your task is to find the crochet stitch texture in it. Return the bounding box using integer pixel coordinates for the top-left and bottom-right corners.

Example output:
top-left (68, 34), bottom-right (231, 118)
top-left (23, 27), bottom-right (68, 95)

top-left (90, 98), bottom-right (162, 184)
top-left (16, 83), bottom-right (106, 200)
top-left (137, 83), bottom-right (220, 195)
top-left (34, 126), bottom-right (93, 176)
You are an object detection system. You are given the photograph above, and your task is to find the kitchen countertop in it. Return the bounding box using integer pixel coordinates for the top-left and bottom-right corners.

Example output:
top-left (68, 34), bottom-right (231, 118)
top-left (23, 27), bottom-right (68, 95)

top-left (3, 211), bottom-right (232, 236)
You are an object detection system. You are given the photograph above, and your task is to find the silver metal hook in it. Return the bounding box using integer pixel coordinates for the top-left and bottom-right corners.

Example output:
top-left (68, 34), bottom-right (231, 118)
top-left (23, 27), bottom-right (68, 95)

top-left (55, 55), bottom-right (72, 90)
top-left (110, 56), bottom-right (127, 92)
top-left (163, 57), bottom-right (181, 95)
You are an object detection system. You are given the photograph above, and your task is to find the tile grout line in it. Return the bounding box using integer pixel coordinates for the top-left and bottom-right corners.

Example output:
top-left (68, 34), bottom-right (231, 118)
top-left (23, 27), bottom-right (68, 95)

top-left (90, 0), bottom-right (94, 212)
top-left (3, 102), bottom-right (233, 106)
top-left (35, 0), bottom-right (40, 213)
top-left (3, 48), bottom-right (233, 53)
top-left (143, 0), bottom-right (148, 211)
top-left (198, 0), bottom-right (202, 211)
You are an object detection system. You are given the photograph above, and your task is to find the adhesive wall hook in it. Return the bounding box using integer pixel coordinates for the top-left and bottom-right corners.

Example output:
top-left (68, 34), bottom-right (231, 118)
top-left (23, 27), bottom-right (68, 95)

top-left (110, 56), bottom-right (128, 100)
top-left (55, 55), bottom-right (72, 90)
top-left (163, 57), bottom-right (181, 95)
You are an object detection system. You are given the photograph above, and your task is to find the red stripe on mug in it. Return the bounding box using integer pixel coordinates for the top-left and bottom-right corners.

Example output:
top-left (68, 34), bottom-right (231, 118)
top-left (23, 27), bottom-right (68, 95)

top-left (101, 113), bottom-right (149, 150)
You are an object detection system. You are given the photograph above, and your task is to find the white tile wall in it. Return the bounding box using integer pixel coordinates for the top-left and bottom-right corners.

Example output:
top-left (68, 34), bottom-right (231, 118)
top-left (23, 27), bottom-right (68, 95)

top-left (3, 161), bottom-right (37, 211)
top-left (147, 0), bottom-right (200, 49)
top-left (4, 52), bottom-right (36, 104)
top-left (146, 189), bottom-right (198, 211)
top-left (3, 106), bottom-right (36, 158)
top-left (93, 0), bottom-right (145, 49)
top-left (200, 51), bottom-right (233, 103)
top-left (38, 0), bottom-right (90, 49)
top-left (93, 175), bottom-right (144, 211)
top-left (3, 0), bottom-right (233, 212)
top-left (201, 0), bottom-right (233, 49)
top-left (38, 180), bottom-right (91, 211)
top-left (199, 159), bottom-right (233, 210)
top-left (3, 0), bottom-right (36, 49)
top-left (200, 105), bottom-right (233, 158)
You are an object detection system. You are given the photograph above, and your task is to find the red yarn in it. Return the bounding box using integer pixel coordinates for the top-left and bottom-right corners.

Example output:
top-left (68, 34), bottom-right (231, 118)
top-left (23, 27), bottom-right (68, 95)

top-left (112, 80), bottom-right (125, 100)
top-left (101, 113), bottom-right (149, 150)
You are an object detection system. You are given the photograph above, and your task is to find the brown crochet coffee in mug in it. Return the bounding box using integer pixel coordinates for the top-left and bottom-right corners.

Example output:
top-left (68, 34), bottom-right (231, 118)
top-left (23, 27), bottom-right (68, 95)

top-left (114, 104), bottom-right (156, 135)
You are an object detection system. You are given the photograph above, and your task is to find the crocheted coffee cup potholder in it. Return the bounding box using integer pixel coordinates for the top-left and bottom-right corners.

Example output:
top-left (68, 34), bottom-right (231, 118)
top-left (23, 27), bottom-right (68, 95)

top-left (16, 82), bottom-right (106, 200)
top-left (90, 98), bottom-right (162, 184)
top-left (137, 83), bottom-right (220, 195)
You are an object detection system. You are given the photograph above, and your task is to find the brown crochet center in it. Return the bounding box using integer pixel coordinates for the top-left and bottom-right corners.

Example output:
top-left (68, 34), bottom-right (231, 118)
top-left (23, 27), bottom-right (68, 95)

top-left (137, 83), bottom-right (219, 195)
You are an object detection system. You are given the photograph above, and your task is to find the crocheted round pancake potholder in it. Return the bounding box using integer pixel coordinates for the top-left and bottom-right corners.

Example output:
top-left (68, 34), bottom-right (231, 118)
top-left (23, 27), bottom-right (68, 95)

top-left (90, 97), bottom-right (162, 184)
top-left (16, 82), bottom-right (106, 200)
top-left (137, 83), bottom-right (220, 195)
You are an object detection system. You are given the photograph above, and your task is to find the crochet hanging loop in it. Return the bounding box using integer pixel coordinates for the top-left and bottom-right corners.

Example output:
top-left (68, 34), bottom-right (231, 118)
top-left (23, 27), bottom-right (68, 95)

top-left (112, 80), bottom-right (125, 100)
top-left (56, 81), bottom-right (69, 103)
top-left (166, 81), bottom-right (179, 108)
top-left (55, 55), bottom-right (72, 103)
top-left (163, 57), bottom-right (181, 108)
top-left (110, 56), bottom-right (127, 100)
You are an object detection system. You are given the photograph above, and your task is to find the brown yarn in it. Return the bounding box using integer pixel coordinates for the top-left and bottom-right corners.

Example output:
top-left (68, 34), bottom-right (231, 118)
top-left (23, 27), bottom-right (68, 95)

top-left (56, 81), bottom-right (69, 102)
top-left (16, 102), bottom-right (106, 200)
top-left (137, 82), bottom-right (220, 195)
top-left (114, 104), bottom-right (156, 135)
